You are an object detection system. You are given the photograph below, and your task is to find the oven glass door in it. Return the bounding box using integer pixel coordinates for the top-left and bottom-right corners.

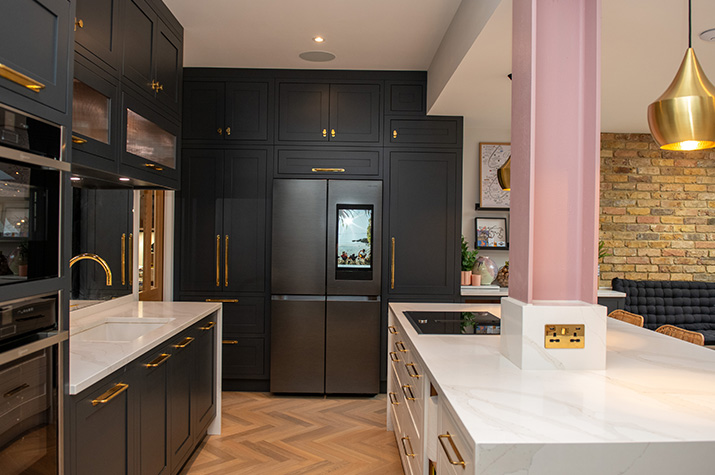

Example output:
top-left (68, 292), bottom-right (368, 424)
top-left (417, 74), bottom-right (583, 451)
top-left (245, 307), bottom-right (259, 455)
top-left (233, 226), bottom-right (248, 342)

top-left (0, 158), bottom-right (59, 285)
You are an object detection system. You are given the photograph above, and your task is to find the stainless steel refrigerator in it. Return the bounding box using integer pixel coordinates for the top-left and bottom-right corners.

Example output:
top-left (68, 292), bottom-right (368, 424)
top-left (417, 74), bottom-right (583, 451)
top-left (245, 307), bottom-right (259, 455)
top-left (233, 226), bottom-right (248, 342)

top-left (270, 179), bottom-right (381, 394)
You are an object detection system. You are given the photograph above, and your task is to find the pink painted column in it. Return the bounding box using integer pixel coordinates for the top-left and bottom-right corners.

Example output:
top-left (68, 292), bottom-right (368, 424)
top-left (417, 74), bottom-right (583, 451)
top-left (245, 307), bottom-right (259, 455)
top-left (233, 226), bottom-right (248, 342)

top-left (510, 0), bottom-right (601, 304)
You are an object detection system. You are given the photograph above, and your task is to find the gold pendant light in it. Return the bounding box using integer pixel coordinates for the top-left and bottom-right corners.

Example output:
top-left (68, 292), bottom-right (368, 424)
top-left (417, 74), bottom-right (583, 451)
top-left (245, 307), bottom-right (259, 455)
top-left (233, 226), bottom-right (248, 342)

top-left (647, 0), bottom-right (715, 151)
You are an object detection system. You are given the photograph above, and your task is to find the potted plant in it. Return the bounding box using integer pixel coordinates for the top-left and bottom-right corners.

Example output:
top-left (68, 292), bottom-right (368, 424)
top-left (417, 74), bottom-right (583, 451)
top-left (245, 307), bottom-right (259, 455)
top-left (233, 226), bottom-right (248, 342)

top-left (461, 235), bottom-right (479, 286)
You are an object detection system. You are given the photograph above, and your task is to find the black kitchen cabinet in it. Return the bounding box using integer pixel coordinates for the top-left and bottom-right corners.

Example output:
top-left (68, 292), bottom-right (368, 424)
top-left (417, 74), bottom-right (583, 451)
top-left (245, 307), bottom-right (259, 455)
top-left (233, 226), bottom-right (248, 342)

top-left (386, 117), bottom-right (461, 147)
top-left (277, 82), bottom-right (380, 143)
top-left (177, 148), bottom-right (268, 294)
top-left (193, 318), bottom-right (217, 435)
top-left (385, 81), bottom-right (425, 116)
top-left (183, 80), bottom-right (271, 142)
top-left (220, 297), bottom-right (269, 383)
top-left (386, 150), bottom-right (460, 296)
top-left (167, 331), bottom-right (196, 472)
top-left (75, 0), bottom-right (123, 73)
top-left (0, 0), bottom-right (71, 115)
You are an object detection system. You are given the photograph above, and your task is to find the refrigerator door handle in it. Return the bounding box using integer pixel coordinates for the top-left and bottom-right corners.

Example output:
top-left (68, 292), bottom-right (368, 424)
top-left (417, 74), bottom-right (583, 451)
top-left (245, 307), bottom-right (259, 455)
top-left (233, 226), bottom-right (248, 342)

top-left (326, 296), bottom-right (380, 302)
top-left (215, 235), bottom-right (221, 287)
top-left (391, 237), bottom-right (396, 289)
top-left (271, 295), bottom-right (327, 302)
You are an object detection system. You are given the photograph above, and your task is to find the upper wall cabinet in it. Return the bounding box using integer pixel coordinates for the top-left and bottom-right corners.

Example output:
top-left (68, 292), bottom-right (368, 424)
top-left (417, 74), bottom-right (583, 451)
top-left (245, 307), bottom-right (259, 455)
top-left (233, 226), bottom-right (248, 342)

top-left (277, 83), bottom-right (380, 144)
top-left (122, 0), bottom-right (182, 116)
top-left (385, 81), bottom-right (425, 116)
top-left (386, 117), bottom-right (462, 147)
top-left (183, 81), bottom-right (272, 142)
top-left (75, 0), bottom-right (123, 73)
top-left (0, 0), bottom-right (71, 117)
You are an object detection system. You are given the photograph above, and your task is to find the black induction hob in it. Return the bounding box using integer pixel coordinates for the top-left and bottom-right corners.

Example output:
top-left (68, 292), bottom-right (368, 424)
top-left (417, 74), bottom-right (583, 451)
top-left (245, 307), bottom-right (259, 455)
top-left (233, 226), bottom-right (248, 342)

top-left (403, 311), bottom-right (500, 335)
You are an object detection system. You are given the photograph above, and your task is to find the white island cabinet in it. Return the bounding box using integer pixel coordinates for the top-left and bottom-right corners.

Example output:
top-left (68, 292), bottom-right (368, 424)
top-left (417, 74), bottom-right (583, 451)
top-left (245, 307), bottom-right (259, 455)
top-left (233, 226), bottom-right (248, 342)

top-left (388, 302), bottom-right (715, 475)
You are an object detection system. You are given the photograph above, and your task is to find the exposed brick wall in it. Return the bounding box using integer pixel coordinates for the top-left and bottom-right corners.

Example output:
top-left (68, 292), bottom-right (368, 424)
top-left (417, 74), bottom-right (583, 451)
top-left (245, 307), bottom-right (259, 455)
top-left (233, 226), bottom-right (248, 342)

top-left (599, 133), bottom-right (715, 286)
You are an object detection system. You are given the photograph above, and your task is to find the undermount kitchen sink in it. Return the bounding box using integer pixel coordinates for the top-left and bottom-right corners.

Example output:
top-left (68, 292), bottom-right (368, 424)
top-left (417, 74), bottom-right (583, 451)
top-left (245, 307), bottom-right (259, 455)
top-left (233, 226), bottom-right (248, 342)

top-left (73, 318), bottom-right (175, 342)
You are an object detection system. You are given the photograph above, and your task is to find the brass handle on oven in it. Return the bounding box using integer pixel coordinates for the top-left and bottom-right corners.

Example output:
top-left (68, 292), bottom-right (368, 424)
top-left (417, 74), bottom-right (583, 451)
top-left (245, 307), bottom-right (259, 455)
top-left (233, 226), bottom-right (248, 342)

top-left (200, 321), bottom-right (216, 331)
top-left (405, 363), bottom-right (421, 378)
top-left (128, 233), bottom-right (133, 286)
top-left (215, 235), bottom-right (220, 287)
top-left (205, 298), bottom-right (239, 303)
top-left (401, 437), bottom-right (415, 457)
top-left (388, 392), bottom-right (399, 405)
top-left (121, 233), bottom-right (126, 285)
top-left (438, 432), bottom-right (466, 467)
top-left (91, 383), bottom-right (129, 406)
top-left (144, 163), bottom-right (164, 171)
top-left (401, 384), bottom-right (416, 401)
top-left (391, 237), bottom-right (395, 289)
top-left (395, 341), bottom-right (407, 353)
top-left (223, 340), bottom-right (238, 345)
top-left (225, 235), bottom-right (229, 287)
top-left (0, 63), bottom-right (45, 92)
top-left (388, 325), bottom-right (398, 334)
top-left (389, 351), bottom-right (400, 362)
top-left (145, 353), bottom-right (171, 368)
top-left (4, 383), bottom-right (30, 398)
top-left (173, 337), bottom-right (195, 349)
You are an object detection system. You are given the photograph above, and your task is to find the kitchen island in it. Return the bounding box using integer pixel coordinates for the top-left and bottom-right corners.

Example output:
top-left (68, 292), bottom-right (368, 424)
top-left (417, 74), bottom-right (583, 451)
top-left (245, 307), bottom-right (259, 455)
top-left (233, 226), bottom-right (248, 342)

top-left (387, 302), bottom-right (715, 475)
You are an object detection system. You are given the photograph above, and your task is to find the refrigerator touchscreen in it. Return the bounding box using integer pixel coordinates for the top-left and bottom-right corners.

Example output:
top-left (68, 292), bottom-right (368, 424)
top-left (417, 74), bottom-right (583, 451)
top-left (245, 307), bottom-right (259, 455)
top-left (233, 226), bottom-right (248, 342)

top-left (336, 204), bottom-right (373, 280)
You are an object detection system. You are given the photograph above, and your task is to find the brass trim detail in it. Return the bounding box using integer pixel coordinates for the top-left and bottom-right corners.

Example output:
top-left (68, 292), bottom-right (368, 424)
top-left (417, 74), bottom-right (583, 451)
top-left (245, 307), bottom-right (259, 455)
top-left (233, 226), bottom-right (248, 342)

top-left (544, 324), bottom-right (585, 349)
top-left (91, 383), bottom-right (129, 406)
top-left (226, 127), bottom-right (231, 136)
top-left (4, 383), bottom-right (29, 398)
top-left (391, 237), bottom-right (395, 289)
top-left (389, 351), bottom-right (400, 362)
top-left (205, 298), bottom-right (239, 303)
top-left (74, 18), bottom-right (84, 30)
top-left (173, 337), bottom-right (195, 349)
top-left (218, 127), bottom-right (223, 135)
top-left (388, 392), bottom-right (399, 405)
top-left (222, 340), bottom-right (238, 345)
top-left (401, 384), bottom-right (416, 401)
top-left (225, 235), bottom-right (229, 287)
top-left (322, 128), bottom-right (327, 137)
top-left (0, 63), bottom-right (46, 92)
top-left (331, 128), bottom-right (336, 137)
top-left (144, 163), bottom-right (164, 171)
top-left (121, 233), bottom-right (126, 286)
top-left (388, 325), bottom-right (398, 335)
top-left (200, 321), bottom-right (216, 331)
top-left (72, 136), bottom-right (88, 144)
top-left (393, 130), bottom-right (398, 139)
top-left (145, 353), bottom-right (171, 368)
top-left (401, 437), bottom-right (415, 457)
top-left (311, 168), bottom-right (345, 173)
top-left (128, 234), bottom-right (133, 286)
top-left (405, 363), bottom-right (421, 378)
top-left (70, 253), bottom-right (112, 286)
top-left (395, 341), bottom-right (407, 353)
top-left (438, 432), bottom-right (466, 468)
top-left (215, 235), bottom-right (220, 287)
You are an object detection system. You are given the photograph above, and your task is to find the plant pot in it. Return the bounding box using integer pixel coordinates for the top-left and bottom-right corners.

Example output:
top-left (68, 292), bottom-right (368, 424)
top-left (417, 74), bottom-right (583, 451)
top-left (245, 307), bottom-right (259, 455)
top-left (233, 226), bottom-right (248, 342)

top-left (471, 274), bottom-right (481, 286)
top-left (461, 271), bottom-right (472, 286)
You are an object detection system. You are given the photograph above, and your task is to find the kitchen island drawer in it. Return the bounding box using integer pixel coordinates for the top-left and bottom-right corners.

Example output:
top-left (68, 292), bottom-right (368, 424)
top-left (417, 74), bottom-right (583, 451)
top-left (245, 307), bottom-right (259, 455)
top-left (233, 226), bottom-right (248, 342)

top-left (437, 402), bottom-right (475, 475)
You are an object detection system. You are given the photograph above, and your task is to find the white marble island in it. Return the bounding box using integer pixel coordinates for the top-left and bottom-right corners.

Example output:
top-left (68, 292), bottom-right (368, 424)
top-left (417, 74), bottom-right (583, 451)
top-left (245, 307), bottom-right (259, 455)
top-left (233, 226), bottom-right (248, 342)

top-left (388, 302), bottom-right (715, 475)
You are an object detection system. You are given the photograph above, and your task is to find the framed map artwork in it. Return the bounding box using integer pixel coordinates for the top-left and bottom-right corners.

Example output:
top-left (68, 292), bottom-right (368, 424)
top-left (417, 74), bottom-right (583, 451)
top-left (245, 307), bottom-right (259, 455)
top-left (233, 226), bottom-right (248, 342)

top-left (479, 142), bottom-right (510, 209)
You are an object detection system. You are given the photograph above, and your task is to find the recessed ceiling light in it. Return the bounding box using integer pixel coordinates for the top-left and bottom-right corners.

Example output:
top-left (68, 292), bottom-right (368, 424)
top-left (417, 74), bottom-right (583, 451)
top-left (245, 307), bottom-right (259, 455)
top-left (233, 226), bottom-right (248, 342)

top-left (299, 51), bottom-right (336, 62)
top-left (119, 177), bottom-right (130, 182)
top-left (700, 28), bottom-right (715, 42)
top-left (313, 36), bottom-right (325, 43)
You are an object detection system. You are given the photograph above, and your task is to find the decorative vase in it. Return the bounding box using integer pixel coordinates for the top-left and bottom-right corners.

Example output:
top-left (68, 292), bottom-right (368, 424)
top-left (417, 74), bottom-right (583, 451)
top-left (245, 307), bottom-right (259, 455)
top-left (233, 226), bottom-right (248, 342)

top-left (471, 274), bottom-right (482, 286)
top-left (460, 271), bottom-right (472, 286)
top-left (473, 256), bottom-right (497, 284)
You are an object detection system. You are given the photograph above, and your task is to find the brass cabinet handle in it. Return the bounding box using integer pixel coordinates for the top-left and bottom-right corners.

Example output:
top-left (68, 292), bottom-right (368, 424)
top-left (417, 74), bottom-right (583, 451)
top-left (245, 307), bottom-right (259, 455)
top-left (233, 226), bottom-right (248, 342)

top-left (72, 135), bottom-right (88, 144)
top-left (0, 63), bottom-right (45, 92)
top-left (388, 392), bottom-right (399, 405)
top-left (331, 128), bottom-right (335, 137)
top-left (405, 363), bottom-right (421, 378)
top-left (91, 383), bottom-right (129, 406)
top-left (222, 340), bottom-right (238, 345)
top-left (395, 341), bottom-right (407, 353)
top-left (74, 18), bottom-right (84, 30)
top-left (217, 127), bottom-right (223, 135)
top-left (311, 168), bottom-right (345, 173)
top-left (391, 237), bottom-right (395, 289)
top-left (401, 437), bottom-right (416, 457)
top-left (128, 234), bottom-right (133, 286)
top-left (215, 235), bottom-right (220, 287)
top-left (389, 351), bottom-right (400, 362)
top-left (322, 128), bottom-right (327, 137)
top-left (225, 235), bottom-right (229, 287)
top-left (401, 384), bottom-right (416, 401)
top-left (150, 80), bottom-right (163, 92)
top-left (205, 298), bottom-right (239, 303)
top-left (226, 127), bottom-right (231, 136)
top-left (438, 433), bottom-right (466, 467)
top-left (121, 233), bottom-right (126, 286)
top-left (173, 337), bottom-right (195, 349)
top-left (200, 321), bottom-right (216, 331)
top-left (145, 353), bottom-right (171, 368)
top-left (393, 130), bottom-right (398, 139)
top-left (4, 383), bottom-right (30, 398)
top-left (144, 163), bottom-right (164, 171)
top-left (388, 325), bottom-right (398, 335)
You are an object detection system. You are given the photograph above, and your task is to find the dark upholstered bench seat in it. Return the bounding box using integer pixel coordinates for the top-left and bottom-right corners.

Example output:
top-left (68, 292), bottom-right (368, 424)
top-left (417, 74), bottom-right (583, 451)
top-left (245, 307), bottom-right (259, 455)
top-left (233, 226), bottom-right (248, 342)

top-left (612, 278), bottom-right (715, 345)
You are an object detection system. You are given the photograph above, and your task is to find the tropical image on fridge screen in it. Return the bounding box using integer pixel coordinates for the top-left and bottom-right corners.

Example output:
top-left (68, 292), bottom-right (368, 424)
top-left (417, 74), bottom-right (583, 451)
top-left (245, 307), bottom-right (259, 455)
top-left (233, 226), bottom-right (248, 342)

top-left (337, 207), bottom-right (372, 268)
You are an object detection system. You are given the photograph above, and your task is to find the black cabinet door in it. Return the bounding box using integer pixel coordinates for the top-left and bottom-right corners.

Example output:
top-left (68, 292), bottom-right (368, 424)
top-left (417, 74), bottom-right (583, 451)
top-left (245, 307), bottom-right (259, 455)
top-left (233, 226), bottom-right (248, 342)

top-left (122, 0), bottom-right (157, 98)
top-left (0, 0), bottom-right (70, 113)
top-left (168, 333), bottom-right (196, 472)
top-left (278, 83), bottom-right (329, 142)
top-left (226, 81), bottom-right (270, 141)
top-left (182, 82), bottom-right (225, 140)
top-left (387, 118), bottom-right (461, 146)
top-left (177, 150), bottom-right (223, 293)
top-left (385, 82), bottom-right (425, 115)
top-left (75, 0), bottom-right (122, 72)
top-left (388, 150), bottom-right (458, 295)
top-left (223, 149), bottom-right (267, 293)
top-left (222, 336), bottom-right (267, 380)
top-left (135, 347), bottom-right (170, 475)
top-left (223, 298), bottom-right (266, 335)
top-left (193, 316), bottom-right (217, 435)
top-left (154, 21), bottom-right (182, 115)
top-left (329, 84), bottom-right (380, 143)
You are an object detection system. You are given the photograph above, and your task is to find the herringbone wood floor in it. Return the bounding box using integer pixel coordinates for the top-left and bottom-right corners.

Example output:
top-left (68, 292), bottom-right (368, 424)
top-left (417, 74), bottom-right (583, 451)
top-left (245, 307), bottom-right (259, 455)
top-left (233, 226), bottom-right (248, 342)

top-left (181, 392), bottom-right (404, 475)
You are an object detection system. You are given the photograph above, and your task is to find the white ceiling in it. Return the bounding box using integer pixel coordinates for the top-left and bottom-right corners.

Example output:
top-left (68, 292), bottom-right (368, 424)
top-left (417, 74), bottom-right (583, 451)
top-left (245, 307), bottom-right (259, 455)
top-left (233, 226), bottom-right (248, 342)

top-left (164, 0), bottom-right (715, 133)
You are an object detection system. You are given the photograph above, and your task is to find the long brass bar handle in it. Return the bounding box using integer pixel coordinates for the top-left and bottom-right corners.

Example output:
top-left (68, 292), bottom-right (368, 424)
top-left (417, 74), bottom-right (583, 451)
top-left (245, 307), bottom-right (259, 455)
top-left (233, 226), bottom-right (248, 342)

top-left (121, 233), bottom-right (126, 286)
top-left (145, 353), bottom-right (171, 368)
top-left (173, 337), bottom-right (195, 349)
top-left (0, 64), bottom-right (45, 92)
top-left (4, 383), bottom-right (30, 398)
top-left (215, 235), bottom-right (220, 287)
top-left (401, 384), bottom-right (416, 401)
top-left (438, 433), bottom-right (466, 467)
top-left (91, 383), bottom-right (129, 406)
top-left (405, 363), bottom-right (421, 378)
top-left (388, 392), bottom-right (400, 405)
top-left (311, 168), bottom-right (345, 173)
top-left (205, 298), bottom-right (239, 303)
top-left (388, 325), bottom-right (398, 335)
top-left (225, 235), bottom-right (229, 287)
top-left (128, 234), bottom-right (133, 286)
top-left (389, 351), bottom-right (400, 362)
top-left (401, 437), bottom-right (415, 457)
top-left (395, 341), bottom-right (407, 353)
top-left (391, 237), bottom-right (395, 289)
top-left (200, 321), bottom-right (216, 331)
top-left (222, 340), bottom-right (238, 345)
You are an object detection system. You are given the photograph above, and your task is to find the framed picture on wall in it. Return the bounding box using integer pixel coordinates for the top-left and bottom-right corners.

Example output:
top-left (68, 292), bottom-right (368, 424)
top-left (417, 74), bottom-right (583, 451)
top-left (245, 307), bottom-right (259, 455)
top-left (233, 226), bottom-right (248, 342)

top-left (475, 217), bottom-right (508, 249)
top-left (479, 142), bottom-right (511, 209)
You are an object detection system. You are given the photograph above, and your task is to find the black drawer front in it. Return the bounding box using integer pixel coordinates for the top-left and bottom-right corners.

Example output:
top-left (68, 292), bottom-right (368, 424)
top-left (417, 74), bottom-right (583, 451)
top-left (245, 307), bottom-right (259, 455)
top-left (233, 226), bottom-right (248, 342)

top-left (276, 148), bottom-right (380, 176)
top-left (222, 336), bottom-right (267, 379)
top-left (387, 118), bottom-right (460, 146)
top-left (223, 298), bottom-right (266, 335)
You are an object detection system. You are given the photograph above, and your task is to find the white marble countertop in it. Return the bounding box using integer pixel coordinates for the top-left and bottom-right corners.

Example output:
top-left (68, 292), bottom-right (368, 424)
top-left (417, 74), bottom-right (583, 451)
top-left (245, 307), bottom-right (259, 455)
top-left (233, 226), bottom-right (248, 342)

top-left (390, 302), bottom-right (715, 445)
top-left (460, 286), bottom-right (626, 298)
top-left (70, 301), bottom-right (221, 394)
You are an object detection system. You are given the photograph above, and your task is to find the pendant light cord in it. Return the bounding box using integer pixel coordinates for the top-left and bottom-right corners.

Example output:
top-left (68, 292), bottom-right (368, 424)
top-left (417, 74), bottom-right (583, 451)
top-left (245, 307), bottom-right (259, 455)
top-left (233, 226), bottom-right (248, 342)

top-left (689, 0), bottom-right (692, 48)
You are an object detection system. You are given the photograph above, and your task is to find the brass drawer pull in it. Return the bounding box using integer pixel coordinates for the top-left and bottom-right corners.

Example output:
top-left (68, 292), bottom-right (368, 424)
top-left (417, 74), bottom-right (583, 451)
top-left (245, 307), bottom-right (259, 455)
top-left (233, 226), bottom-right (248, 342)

top-left (388, 392), bottom-right (399, 405)
top-left (205, 298), bottom-right (239, 303)
top-left (400, 436), bottom-right (415, 457)
top-left (388, 325), bottom-right (398, 335)
top-left (0, 63), bottom-right (45, 92)
top-left (438, 432), bottom-right (466, 468)
top-left (173, 337), bottom-right (195, 349)
top-left (405, 363), bottom-right (421, 378)
top-left (145, 353), bottom-right (171, 368)
top-left (395, 341), bottom-right (407, 353)
top-left (222, 340), bottom-right (238, 345)
top-left (74, 18), bottom-right (84, 30)
top-left (4, 383), bottom-right (29, 398)
top-left (72, 135), bottom-right (88, 144)
top-left (144, 163), bottom-right (164, 171)
top-left (401, 384), bottom-right (415, 401)
top-left (91, 383), bottom-right (129, 406)
top-left (393, 129), bottom-right (398, 139)
top-left (311, 168), bottom-right (345, 173)
top-left (391, 237), bottom-right (395, 289)
top-left (215, 235), bottom-right (220, 287)
top-left (389, 351), bottom-right (400, 362)
top-left (200, 321), bottom-right (216, 331)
